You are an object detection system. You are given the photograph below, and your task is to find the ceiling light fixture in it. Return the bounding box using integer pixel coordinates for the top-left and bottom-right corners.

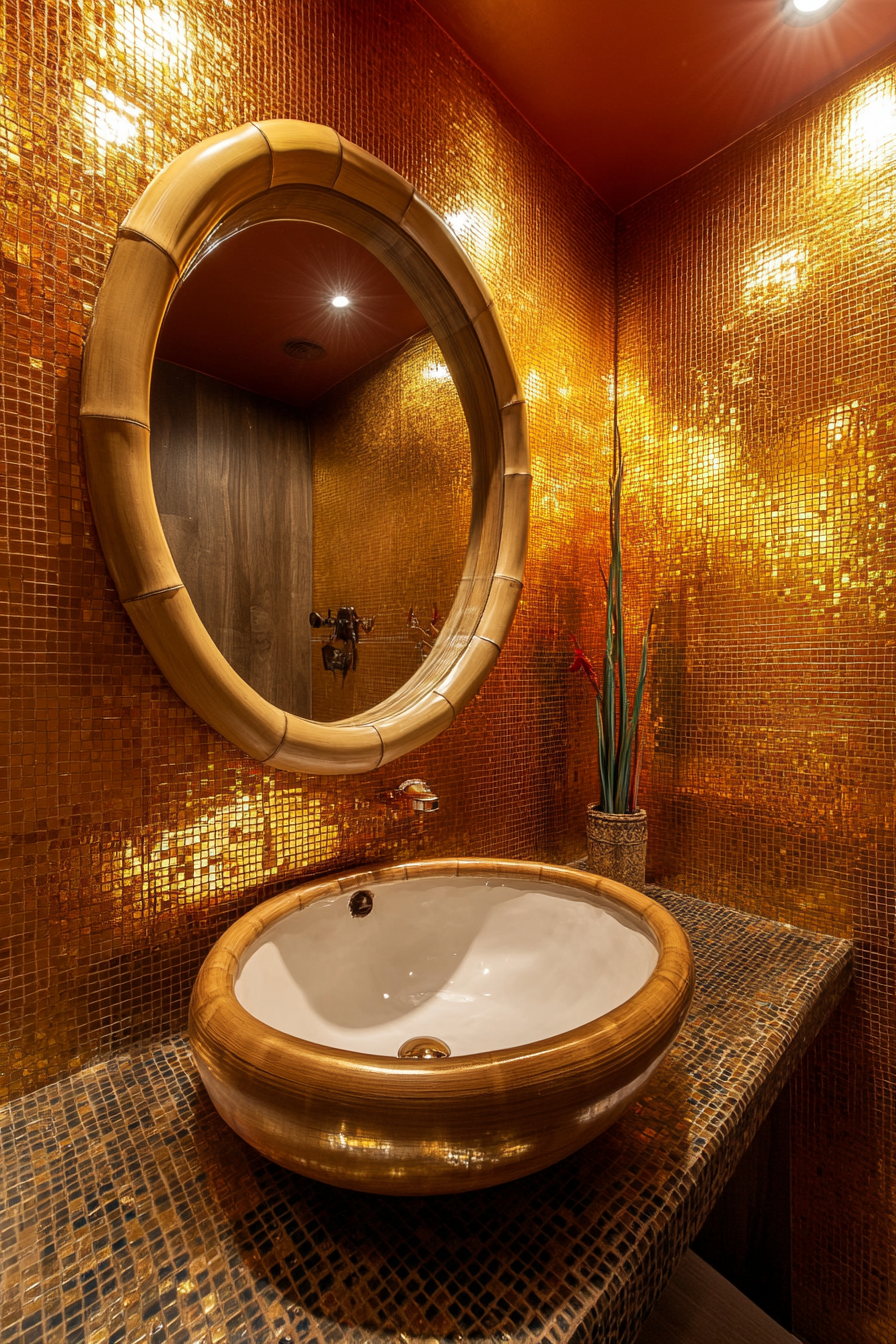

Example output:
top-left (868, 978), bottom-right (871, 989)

top-left (331, 294), bottom-right (350, 308)
top-left (781, 0), bottom-right (845, 27)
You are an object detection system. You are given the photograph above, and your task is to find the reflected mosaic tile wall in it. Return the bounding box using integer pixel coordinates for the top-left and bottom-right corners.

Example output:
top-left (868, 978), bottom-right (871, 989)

top-left (617, 48), bottom-right (896, 1344)
top-left (310, 331), bottom-right (471, 721)
top-left (0, 0), bottom-right (616, 1097)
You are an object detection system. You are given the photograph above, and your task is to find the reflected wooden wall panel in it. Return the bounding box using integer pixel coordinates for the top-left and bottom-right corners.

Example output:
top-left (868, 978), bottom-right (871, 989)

top-left (150, 360), bottom-right (313, 718)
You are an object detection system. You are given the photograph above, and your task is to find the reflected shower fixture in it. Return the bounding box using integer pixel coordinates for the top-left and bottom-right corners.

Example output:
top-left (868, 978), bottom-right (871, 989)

top-left (310, 606), bottom-right (376, 680)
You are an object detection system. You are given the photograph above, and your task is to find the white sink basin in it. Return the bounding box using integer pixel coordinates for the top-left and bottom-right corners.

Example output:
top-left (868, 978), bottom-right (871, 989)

top-left (236, 875), bottom-right (659, 1057)
top-left (190, 859), bottom-right (694, 1195)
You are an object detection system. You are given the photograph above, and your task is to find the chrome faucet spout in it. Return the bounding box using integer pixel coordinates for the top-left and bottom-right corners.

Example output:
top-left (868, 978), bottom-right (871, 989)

top-left (397, 779), bottom-right (439, 812)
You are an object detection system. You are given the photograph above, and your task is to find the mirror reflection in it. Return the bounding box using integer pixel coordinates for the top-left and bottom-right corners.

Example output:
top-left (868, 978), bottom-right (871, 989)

top-left (149, 219), bottom-right (472, 724)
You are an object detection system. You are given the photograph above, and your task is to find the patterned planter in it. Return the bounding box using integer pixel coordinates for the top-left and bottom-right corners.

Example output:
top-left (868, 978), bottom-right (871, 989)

top-left (586, 807), bottom-right (647, 893)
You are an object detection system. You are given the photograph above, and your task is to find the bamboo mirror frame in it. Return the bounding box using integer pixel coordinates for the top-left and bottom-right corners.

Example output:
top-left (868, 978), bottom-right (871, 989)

top-left (80, 121), bottom-right (530, 774)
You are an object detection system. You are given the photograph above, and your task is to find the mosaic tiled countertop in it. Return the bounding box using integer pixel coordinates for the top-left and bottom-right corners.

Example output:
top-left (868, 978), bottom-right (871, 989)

top-left (0, 888), bottom-right (852, 1344)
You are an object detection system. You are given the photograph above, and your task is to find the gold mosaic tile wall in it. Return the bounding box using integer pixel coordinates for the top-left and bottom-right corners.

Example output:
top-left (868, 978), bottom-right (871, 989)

top-left (0, 0), bottom-right (616, 1097)
top-left (310, 332), bottom-right (471, 721)
top-left (7, 0), bottom-right (888, 1334)
top-left (617, 47), bottom-right (896, 1344)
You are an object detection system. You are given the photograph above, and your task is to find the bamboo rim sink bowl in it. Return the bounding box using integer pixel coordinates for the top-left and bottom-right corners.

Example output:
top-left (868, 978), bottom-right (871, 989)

top-left (189, 859), bottom-right (695, 1195)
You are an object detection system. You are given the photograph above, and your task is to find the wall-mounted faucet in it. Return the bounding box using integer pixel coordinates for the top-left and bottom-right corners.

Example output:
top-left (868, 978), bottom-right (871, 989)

top-left (396, 779), bottom-right (439, 812)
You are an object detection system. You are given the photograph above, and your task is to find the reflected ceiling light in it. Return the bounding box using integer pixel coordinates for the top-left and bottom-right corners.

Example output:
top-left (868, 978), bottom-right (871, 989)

top-left (331, 294), bottom-right (351, 307)
top-left (781, 0), bottom-right (845, 26)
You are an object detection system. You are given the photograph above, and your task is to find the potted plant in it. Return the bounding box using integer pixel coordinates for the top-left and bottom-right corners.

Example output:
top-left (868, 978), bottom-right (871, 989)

top-left (569, 434), bottom-right (652, 892)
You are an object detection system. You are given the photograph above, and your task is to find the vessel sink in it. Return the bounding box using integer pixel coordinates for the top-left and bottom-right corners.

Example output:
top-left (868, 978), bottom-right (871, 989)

top-left (189, 859), bottom-right (694, 1195)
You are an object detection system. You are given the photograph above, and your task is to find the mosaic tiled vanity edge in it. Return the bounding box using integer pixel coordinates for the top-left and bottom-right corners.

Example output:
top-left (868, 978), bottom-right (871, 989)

top-left (0, 888), bottom-right (852, 1344)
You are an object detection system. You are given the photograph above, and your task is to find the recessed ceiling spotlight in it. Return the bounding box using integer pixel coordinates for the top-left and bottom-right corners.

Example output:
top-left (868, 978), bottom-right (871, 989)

top-left (331, 294), bottom-right (351, 308)
top-left (781, 0), bottom-right (845, 26)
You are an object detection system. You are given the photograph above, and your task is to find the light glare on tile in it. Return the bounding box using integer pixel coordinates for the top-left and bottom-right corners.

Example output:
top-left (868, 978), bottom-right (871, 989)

top-left (742, 245), bottom-right (808, 310)
top-left (114, 2), bottom-right (196, 80)
top-left (82, 86), bottom-right (142, 147)
top-left (444, 207), bottom-right (493, 253)
top-left (851, 89), bottom-right (896, 153)
top-left (445, 209), bottom-right (475, 236)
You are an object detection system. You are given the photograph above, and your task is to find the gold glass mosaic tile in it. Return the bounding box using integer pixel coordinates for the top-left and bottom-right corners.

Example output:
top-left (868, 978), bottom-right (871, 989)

top-left (617, 45), bottom-right (896, 1344)
top-left (1, 0), bottom-right (892, 1338)
top-left (0, 890), bottom-right (851, 1344)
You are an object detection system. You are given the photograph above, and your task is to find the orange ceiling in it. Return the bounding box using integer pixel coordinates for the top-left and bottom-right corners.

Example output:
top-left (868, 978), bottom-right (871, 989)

top-left (414, 0), bottom-right (896, 209)
top-left (157, 221), bottom-right (427, 408)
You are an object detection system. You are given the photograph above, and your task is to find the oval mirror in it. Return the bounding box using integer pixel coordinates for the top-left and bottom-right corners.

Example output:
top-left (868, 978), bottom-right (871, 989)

top-left (80, 121), bottom-right (529, 774)
top-left (151, 218), bottom-right (472, 724)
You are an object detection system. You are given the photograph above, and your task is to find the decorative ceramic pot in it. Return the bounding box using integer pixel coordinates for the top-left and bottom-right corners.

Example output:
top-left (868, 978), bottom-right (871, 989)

top-left (586, 807), bottom-right (647, 893)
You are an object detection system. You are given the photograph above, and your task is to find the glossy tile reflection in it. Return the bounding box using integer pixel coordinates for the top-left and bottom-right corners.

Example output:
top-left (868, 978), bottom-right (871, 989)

top-left (617, 50), bottom-right (896, 1342)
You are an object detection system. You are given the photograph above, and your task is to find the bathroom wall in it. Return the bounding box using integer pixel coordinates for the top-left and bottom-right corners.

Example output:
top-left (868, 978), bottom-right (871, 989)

top-left (0, 0), bottom-right (616, 1098)
top-left (5, 2), bottom-right (889, 1337)
top-left (617, 46), bottom-right (896, 1344)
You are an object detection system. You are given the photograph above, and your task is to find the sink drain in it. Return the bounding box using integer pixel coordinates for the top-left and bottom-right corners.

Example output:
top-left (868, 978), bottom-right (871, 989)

top-left (397, 1036), bottom-right (451, 1059)
top-left (348, 890), bottom-right (374, 918)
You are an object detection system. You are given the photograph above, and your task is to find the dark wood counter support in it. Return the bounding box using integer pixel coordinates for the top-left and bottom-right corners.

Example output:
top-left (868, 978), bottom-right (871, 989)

top-left (0, 888), bottom-right (852, 1343)
top-left (636, 1251), bottom-right (799, 1344)
top-left (691, 1082), bottom-right (793, 1328)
